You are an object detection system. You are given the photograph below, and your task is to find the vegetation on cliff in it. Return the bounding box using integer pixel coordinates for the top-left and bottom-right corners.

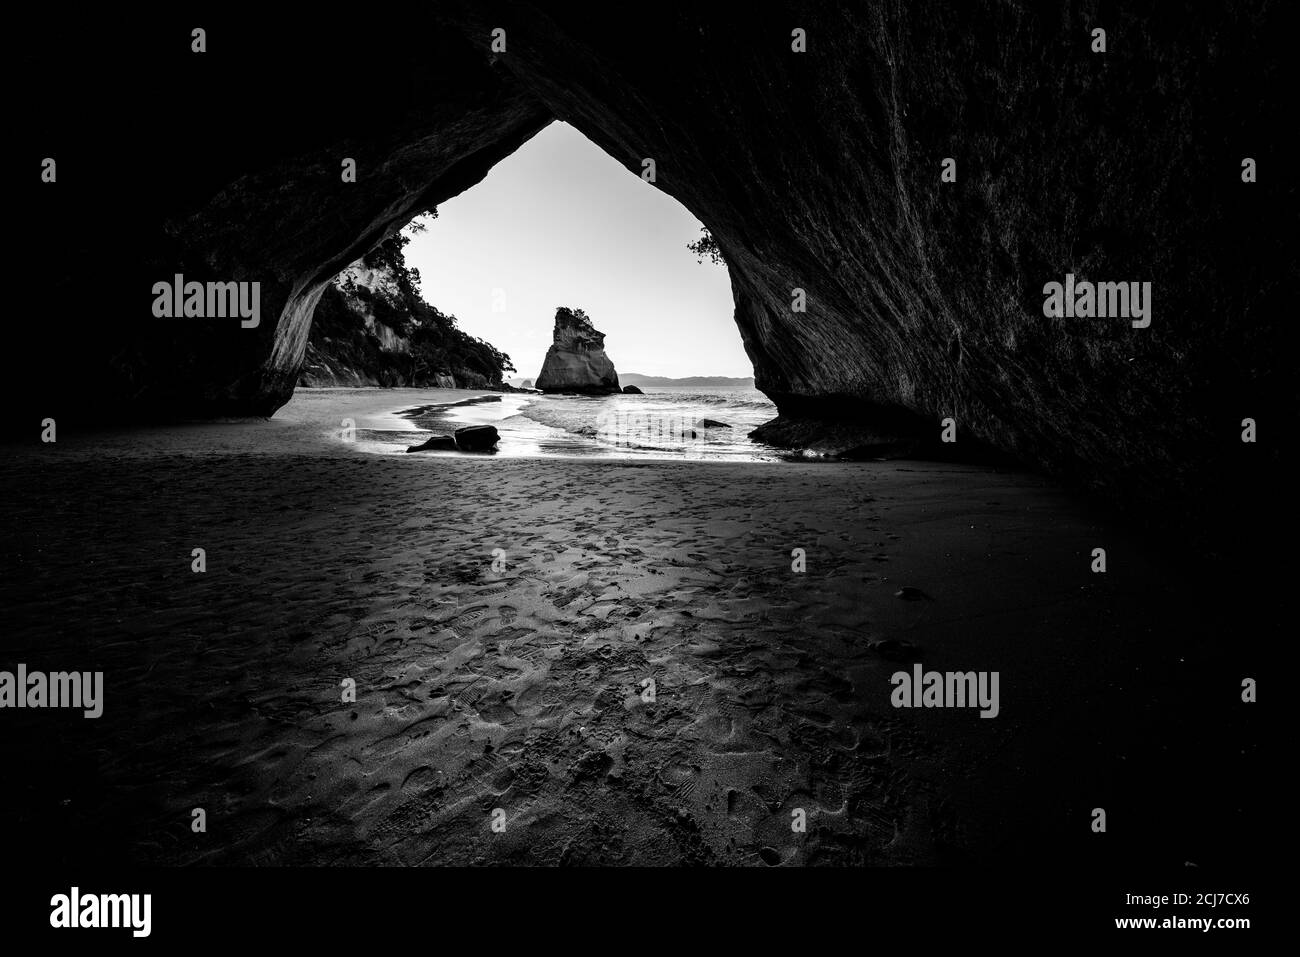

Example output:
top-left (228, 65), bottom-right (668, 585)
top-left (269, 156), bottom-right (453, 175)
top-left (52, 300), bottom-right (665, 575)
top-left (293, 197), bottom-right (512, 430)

top-left (686, 228), bottom-right (725, 266)
top-left (301, 220), bottom-right (514, 388)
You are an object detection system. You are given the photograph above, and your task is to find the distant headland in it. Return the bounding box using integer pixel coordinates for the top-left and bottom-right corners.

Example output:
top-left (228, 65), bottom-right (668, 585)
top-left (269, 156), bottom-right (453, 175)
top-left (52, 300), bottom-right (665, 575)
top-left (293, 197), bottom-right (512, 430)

top-left (619, 374), bottom-right (755, 388)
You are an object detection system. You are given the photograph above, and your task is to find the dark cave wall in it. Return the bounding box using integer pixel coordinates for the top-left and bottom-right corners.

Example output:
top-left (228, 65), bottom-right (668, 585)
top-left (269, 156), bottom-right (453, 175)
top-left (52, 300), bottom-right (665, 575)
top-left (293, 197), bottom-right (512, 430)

top-left (13, 13), bottom-right (550, 419)
top-left (146, 27), bottom-right (551, 416)
top-left (12, 5), bottom-right (1291, 513)
top-left (435, 2), bottom-right (1289, 502)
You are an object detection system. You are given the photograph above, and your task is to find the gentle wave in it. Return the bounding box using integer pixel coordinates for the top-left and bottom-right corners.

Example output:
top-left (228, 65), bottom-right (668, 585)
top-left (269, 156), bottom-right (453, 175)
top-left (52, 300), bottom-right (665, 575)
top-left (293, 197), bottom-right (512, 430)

top-left (392, 386), bottom-right (783, 461)
top-left (520, 389), bottom-right (775, 439)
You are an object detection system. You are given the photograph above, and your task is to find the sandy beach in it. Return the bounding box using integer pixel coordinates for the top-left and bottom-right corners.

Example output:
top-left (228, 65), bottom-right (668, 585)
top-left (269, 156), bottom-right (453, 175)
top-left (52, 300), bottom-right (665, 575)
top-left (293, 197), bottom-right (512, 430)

top-left (1, 389), bottom-right (1257, 867)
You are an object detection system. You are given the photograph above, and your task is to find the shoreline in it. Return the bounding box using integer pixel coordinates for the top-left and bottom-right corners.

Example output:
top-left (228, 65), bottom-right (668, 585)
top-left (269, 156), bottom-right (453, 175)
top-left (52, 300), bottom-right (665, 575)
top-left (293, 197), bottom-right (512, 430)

top-left (369, 386), bottom-right (788, 463)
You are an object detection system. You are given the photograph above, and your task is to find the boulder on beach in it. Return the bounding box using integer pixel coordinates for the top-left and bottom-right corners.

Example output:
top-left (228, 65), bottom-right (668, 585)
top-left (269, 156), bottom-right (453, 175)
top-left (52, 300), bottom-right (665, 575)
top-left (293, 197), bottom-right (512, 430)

top-left (454, 425), bottom-right (500, 451)
top-left (535, 307), bottom-right (621, 395)
top-left (405, 434), bottom-right (457, 453)
top-left (622, 384), bottom-right (643, 394)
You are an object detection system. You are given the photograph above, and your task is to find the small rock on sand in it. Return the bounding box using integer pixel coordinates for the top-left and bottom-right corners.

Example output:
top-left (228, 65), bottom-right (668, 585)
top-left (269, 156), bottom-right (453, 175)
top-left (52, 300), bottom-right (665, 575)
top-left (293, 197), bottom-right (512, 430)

top-left (454, 425), bottom-right (500, 452)
top-left (405, 435), bottom-right (457, 453)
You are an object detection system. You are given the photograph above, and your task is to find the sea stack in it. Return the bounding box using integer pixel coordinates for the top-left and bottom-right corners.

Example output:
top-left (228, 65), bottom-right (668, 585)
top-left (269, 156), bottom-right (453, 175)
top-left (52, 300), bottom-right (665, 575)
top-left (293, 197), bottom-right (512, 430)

top-left (535, 307), bottom-right (621, 395)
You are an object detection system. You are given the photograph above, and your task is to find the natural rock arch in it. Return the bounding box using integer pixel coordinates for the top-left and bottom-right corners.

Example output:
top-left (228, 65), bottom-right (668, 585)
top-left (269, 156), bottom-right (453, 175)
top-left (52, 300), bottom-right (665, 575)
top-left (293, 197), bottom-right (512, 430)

top-left (15, 5), bottom-right (1287, 517)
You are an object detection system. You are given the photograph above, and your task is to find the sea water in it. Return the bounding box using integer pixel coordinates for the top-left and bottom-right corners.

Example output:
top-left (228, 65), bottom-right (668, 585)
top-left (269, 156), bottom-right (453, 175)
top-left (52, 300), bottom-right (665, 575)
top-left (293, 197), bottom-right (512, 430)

top-left (398, 385), bottom-right (783, 461)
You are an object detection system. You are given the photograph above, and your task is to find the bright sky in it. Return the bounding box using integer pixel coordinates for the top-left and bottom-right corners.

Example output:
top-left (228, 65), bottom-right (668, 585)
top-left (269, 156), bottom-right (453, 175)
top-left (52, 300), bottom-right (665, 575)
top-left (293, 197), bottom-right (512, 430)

top-left (402, 121), bottom-right (750, 381)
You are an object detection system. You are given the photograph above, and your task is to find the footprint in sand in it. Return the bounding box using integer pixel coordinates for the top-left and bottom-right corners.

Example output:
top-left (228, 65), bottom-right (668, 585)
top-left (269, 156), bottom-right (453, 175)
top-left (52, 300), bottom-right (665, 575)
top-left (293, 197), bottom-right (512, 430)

top-left (817, 780), bottom-right (845, 812)
top-left (695, 712), bottom-right (735, 743)
top-left (453, 606), bottom-right (490, 629)
top-left (552, 588), bottom-right (581, 608)
top-left (400, 766), bottom-right (440, 793)
top-left (660, 763), bottom-right (702, 799)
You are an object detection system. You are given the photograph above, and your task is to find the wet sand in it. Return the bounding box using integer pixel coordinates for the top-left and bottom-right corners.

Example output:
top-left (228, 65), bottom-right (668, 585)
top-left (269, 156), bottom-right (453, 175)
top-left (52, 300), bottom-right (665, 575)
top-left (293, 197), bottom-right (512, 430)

top-left (0, 390), bottom-right (1258, 866)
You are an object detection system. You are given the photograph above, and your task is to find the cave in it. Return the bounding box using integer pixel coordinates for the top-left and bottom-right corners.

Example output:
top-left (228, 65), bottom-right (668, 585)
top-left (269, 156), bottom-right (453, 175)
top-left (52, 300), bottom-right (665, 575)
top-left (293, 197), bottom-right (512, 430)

top-left (5, 2), bottom-right (1283, 910)
top-left (15, 6), bottom-right (1286, 527)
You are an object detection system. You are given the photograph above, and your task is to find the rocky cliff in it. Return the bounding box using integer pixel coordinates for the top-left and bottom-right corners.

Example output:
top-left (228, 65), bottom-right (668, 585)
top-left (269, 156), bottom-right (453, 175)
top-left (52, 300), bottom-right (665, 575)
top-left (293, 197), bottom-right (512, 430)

top-left (534, 308), bottom-right (621, 395)
top-left (12, 6), bottom-right (1288, 525)
top-left (297, 250), bottom-right (509, 390)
